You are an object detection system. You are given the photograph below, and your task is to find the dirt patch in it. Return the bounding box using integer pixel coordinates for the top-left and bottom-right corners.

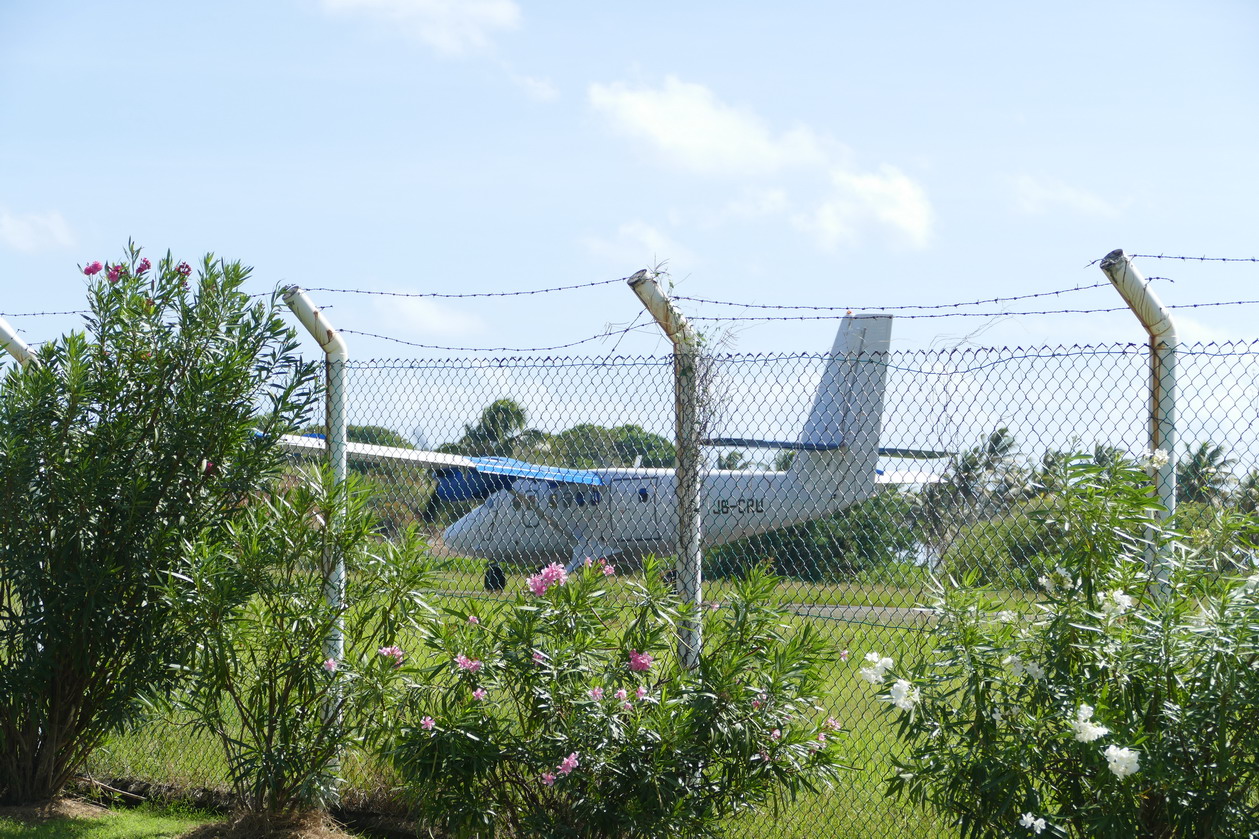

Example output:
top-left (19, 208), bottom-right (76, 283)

top-left (180, 810), bottom-right (360, 839)
top-left (0, 796), bottom-right (109, 823)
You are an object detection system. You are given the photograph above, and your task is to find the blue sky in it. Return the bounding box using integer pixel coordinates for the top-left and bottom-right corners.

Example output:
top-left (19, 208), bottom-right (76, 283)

top-left (2, 0), bottom-right (1257, 363)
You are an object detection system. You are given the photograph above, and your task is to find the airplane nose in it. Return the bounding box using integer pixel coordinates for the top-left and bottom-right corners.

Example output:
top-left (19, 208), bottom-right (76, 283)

top-left (442, 515), bottom-right (473, 556)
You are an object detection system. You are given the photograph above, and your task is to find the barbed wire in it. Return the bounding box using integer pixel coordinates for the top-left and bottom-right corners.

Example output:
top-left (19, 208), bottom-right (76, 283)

top-left (300, 275), bottom-right (627, 300)
top-left (684, 298), bottom-right (1259, 322)
top-left (673, 282), bottom-right (1115, 312)
top-left (340, 323), bottom-right (653, 353)
top-left (1131, 253), bottom-right (1259, 263)
top-left (0, 309), bottom-right (91, 318)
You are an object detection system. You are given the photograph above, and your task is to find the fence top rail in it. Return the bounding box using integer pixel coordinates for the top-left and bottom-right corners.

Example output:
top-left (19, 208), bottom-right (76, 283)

top-left (340, 339), bottom-right (1259, 370)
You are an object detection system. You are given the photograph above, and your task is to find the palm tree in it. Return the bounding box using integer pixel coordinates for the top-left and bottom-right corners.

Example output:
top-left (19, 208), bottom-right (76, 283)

top-left (1177, 442), bottom-right (1234, 506)
top-left (444, 398), bottom-right (547, 459)
top-left (1236, 469), bottom-right (1259, 514)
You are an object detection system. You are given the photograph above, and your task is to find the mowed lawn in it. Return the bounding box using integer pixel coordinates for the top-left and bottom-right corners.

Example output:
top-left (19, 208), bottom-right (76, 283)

top-left (85, 562), bottom-right (969, 838)
top-left (0, 802), bottom-right (215, 839)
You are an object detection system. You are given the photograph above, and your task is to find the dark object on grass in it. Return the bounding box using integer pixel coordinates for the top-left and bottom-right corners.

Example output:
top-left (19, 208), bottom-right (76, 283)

top-left (484, 561), bottom-right (506, 592)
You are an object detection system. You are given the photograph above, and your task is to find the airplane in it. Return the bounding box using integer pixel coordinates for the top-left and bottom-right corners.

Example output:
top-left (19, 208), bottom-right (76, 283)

top-left (278, 314), bottom-right (944, 582)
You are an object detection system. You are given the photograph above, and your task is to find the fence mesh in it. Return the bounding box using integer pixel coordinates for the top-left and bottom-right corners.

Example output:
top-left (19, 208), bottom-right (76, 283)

top-left (86, 338), bottom-right (1259, 836)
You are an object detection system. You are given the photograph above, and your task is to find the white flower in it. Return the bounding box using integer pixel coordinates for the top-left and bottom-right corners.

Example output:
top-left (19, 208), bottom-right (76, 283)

top-left (888, 678), bottom-right (920, 711)
top-left (1004, 654), bottom-right (1044, 680)
top-left (1071, 703), bottom-right (1110, 743)
top-left (860, 652), bottom-right (894, 684)
top-left (1143, 448), bottom-right (1170, 470)
top-left (1104, 744), bottom-right (1140, 778)
top-left (1101, 589), bottom-right (1134, 617)
top-left (1019, 812), bottom-right (1048, 833)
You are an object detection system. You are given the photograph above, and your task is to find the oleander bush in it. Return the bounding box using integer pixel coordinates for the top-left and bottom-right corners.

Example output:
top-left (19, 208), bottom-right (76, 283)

top-left (0, 245), bottom-right (316, 804)
top-left (172, 466), bottom-right (435, 817)
top-left (389, 558), bottom-right (846, 838)
top-left (863, 457), bottom-right (1259, 838)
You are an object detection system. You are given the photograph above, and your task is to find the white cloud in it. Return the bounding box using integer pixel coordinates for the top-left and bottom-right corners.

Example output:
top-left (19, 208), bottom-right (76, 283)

top-left (718, 188), bottom-right (791, 221)
top-left (588, 76), bottom-right (932, 249)
top-left (1012, 174), bottom-right (1119, 218)
top-left (0, 207), bottom-right (73, 252)
top-left (372, 296), bottom-right (486, 339)
top-left (589, 76), bottom-right (827, 176)
top-left (322, 0), bottom-right (520, 55)
top-left (796, 165), bottom-right (934, 249)
top-left (506, 70), bottom-right (558, 102)
top-left (582, 220), bottom-right (695, 268)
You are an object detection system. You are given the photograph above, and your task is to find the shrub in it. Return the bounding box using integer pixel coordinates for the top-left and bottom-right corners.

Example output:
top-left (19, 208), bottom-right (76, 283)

top-left (173, 467), bottom-right (436, 816)
top-left (864, 458), bottom-right (1259, 838)
top-left (939, 497), bottom-right (1063, 590)
top-left (0, 245), bottom-right (317, 804)
top-left (389, 559), bottom-right (844, 838)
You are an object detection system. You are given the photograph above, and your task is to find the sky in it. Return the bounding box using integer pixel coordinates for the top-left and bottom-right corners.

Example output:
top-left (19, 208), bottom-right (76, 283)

top-left (2, 0), bottom-right (1257, 370)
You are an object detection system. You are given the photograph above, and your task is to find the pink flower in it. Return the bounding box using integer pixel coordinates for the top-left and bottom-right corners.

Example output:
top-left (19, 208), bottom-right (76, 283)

top-left (817, 732), bottom-right (828, 744)
top-left (377, 645), bottom-right (404, 668)
top-left (136, 258), bottom-right (151, 274)
top-left (603, 564), bottom-right (615, 576)
top-left (106, 264), bottom-right (122, 283)
top-left (558, 752), bottom-right (579, 775)
top-left (420, 716), bottom-right (435, 730)
top-left (770, 728), bottom-right (782, 741)
top-left (532, 650), bottom-right (546, 665)
top-left (176, 261), bottom-right (192, 277)
top-left (628, 650), bottom-right (653, 672)
top-left (706, 600), bottom-right (720, 611)
top-left (589, 687), bottom-right (604, 700)
top-left (455, 653), bottom-right (483, 673)
top-left (751, 699), bottom-right (762, 710)
top-left (622, 701), bottom-right (632, 711)
top-left (467, 615), bottom-right (479, 625)
top-left (825, 717), bottom-right (840, 731)
top-left (322, 658), bottom-right (338, 672)
top-left (540, 771), bottom-right (556, 787)
top-left (527, 562), bottom-right (569, 596)
top-left (83, 261), bottom-right (103, 276)
top-left (635, 686), bottom-right (647, 700)
top-left (614, 689), bottom-right (628, 701)
top-left (840, 649), bottom-right (850, 662)
top-left (472, 687), bottom-right (487, 700)
top-left (584, 557), bottom-right (593, 567)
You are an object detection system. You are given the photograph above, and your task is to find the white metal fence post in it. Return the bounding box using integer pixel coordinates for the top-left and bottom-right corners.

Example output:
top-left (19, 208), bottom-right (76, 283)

top-left (1098, 249), bottom-right (1177, 582)
top-left (628, 270), bottom-right (704, 670)
top-left (0, 315), bottom-right (38, 368)
top-left (282, 286), bottom-right (349, 700)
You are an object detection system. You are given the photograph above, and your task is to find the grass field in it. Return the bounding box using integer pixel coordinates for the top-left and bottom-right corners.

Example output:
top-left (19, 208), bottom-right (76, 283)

top-left (83, 561), bottom-right (980, 838)
top-left (0, 802), bottom-right (214, 839)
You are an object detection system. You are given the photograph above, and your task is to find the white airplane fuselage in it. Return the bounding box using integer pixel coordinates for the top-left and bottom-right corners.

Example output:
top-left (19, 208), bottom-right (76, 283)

top-left (442, 451), bottom-right (874, 566)
top-left (422, 313), bottom-right (895, 570)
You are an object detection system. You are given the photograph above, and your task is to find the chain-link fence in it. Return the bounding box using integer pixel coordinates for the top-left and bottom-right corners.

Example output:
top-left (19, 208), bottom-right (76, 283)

top-left (86, 338), bottom-right (1259, 836)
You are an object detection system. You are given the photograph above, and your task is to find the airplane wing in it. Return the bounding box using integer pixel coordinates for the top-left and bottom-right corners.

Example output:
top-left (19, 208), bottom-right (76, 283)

top-left (277, 433), bottom-right (474, 469)
top-left (277, 434), bottom-right (603, 504)
top-left (702, 437), bottom-right (951, 459)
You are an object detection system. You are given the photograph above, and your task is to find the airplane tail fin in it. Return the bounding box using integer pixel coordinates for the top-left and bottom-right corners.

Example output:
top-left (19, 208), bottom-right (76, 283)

top-left (788, 314), bottom-right (892, 507)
